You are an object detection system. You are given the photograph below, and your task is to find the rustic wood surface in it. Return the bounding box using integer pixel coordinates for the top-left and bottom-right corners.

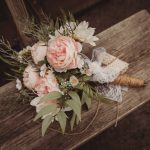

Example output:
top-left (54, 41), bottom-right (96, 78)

top-left (0, 10), bottom-right (150, 150)
top-left (5, 0), bottom-right (32, 46)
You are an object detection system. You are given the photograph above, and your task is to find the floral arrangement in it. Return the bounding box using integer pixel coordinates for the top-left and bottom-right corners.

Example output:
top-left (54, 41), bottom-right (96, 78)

top-left (0, 13), bottom-right (145, 136)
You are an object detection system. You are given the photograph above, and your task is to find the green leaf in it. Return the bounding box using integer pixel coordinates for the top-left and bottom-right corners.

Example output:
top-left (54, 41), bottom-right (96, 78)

top-left (82, 92), bottom-right (91, 109)
top-left (10, 68), bottom-right (21, 74)
top-left (68, 91), bottom-right (81, 106)
top-left (42, 115), bottom-right (53, 136)
top-left (89, 87), bottom-right (94, 98)
top-left (0, 55), bottom-right (16, 66)
top-left (4, 72), bottom-right (16, 79)
top-left (81, 93), bottom-right (85, 105)
top-left (70, 112), bottom-right (76, 131)
top-left (75, 82), bottom-right (84, 90)
top-left (79, 75), bottom-right (91, 82)
top-left (69, 11), bottom-right (76, 22)
top-left (40, 91), bottom-right (62, 103)
top-left (57, 111), bottom-right (67, 134)
top-left (76, 115), bottom-right (80, 125)
top-left (34, 105), bottom-right (57, 121)
top-left (65, 99), bottom-right (81, 121)
top-left (84, 85), bottom-right (90, 96)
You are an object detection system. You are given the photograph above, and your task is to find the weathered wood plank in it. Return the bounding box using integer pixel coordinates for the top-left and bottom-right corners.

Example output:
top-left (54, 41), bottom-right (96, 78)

top-left (5, 0), bottom-right (31, 46)
top-left (0, 10), bottom-right (150, 150)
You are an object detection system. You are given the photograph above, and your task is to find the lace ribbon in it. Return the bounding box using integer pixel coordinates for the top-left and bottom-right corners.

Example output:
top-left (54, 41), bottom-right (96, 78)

top-left (89, 47), bottom-right (129, 102)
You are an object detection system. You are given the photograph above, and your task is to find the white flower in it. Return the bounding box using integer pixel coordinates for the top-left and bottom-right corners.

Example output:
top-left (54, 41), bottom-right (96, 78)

top-left (16, 78), bottom-right (22, 90)
top-left (40, 64), bottom-right (47, 77)
top-left (73, 21), bottom-right (99, 46)
top-left (69, 75), bottom-right (79, 87)
top-left (23, 65), bottom-right (40, 89)
top-left (31, 41), bottom-right (47, 64)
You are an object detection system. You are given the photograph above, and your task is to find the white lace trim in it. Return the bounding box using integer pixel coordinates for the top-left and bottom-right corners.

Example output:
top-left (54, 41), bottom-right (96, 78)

top-left (96, 84), bottom-right (123, 102)
top-left (90, 47), bottom-right (129, 83)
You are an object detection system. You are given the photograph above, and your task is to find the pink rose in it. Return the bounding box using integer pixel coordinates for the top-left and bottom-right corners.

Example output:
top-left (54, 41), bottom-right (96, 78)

top-left (47, 36), bottom-right (82, 72)
top-left (35, 71), bottom-right (60, 96)
top-left (23, 65), bottom-right (40, 89)
top-left (31, 41), bottom-right (47, 64)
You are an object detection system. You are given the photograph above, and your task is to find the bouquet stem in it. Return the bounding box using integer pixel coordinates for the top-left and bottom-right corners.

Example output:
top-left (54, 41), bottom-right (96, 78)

top-left (112, 74), bottom-right (145, 87)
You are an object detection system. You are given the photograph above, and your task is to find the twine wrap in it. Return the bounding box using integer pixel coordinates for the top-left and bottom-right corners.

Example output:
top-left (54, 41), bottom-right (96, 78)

top-left (113, 74), bottom-right (145, 87)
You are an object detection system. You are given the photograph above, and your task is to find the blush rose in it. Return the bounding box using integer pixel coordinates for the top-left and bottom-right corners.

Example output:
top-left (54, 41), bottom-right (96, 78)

top-left (47, 36), bottom-right (82, 72)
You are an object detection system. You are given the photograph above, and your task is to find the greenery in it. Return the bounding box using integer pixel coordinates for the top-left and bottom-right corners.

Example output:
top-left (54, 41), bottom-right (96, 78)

top-left (23, 11), bottom-right (78, 42)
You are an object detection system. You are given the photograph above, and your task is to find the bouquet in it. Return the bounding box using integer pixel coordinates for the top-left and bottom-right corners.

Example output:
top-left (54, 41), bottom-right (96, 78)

top-left (0, 13), bottom-right (145, 136)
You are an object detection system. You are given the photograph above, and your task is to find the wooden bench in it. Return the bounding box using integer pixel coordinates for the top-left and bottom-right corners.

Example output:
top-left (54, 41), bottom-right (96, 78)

top-left (0, 10), bottom-right (150, 150)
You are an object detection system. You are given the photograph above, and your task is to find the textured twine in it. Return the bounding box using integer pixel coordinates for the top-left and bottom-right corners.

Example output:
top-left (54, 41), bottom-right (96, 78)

top-left (113, 74), bottom-right (145, 87)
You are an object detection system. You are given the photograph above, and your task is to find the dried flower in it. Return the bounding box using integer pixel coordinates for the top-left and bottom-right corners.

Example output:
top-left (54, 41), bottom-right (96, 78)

top-left (69, 75), bottom-right (79, 87)
top-left (73, 21), bottom-right (99, 46)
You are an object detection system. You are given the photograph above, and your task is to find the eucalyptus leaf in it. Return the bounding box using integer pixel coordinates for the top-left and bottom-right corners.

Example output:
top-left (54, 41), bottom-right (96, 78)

top-left (89, 87), bottom-right (94, 98)
top-left (84, 85), bottom-right (90, 96)
top-left (76, 115), bottom-right (80, 125)
top-left (65, 99), bottom-right (81, 121)
top-left (68, 91), bottom-right (81, 106)
top-left (70, 112), bottom-right (76, 131)
top-left (57, 111), bottom-right (67, 134)
top-left (42, 115), bottom-right (53, 136)
top-left (40, 91), bottom-right (62, 103)
top-left (81, 92), bottom-right (85, 105)
top-left (82, 92), bottom-right (91, 109)
top-left (79, 75), bottom-right (91, 82)
top-left (34, 105), bottom-right (57, 121)
top-left (75, 82), bottom-right (84, 90)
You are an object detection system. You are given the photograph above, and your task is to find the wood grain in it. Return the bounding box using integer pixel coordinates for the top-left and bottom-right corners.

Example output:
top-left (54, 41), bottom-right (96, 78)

top-left (0, 10), bottom-right (150, 150)
top-left (5, 0), bottom-right (32, 46)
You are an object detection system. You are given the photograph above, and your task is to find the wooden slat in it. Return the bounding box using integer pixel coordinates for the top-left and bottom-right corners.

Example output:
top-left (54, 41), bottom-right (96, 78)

top-left (0, 10), bottom-right (150, 150)
top-left (5, 0), bottom-right (31, 46)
